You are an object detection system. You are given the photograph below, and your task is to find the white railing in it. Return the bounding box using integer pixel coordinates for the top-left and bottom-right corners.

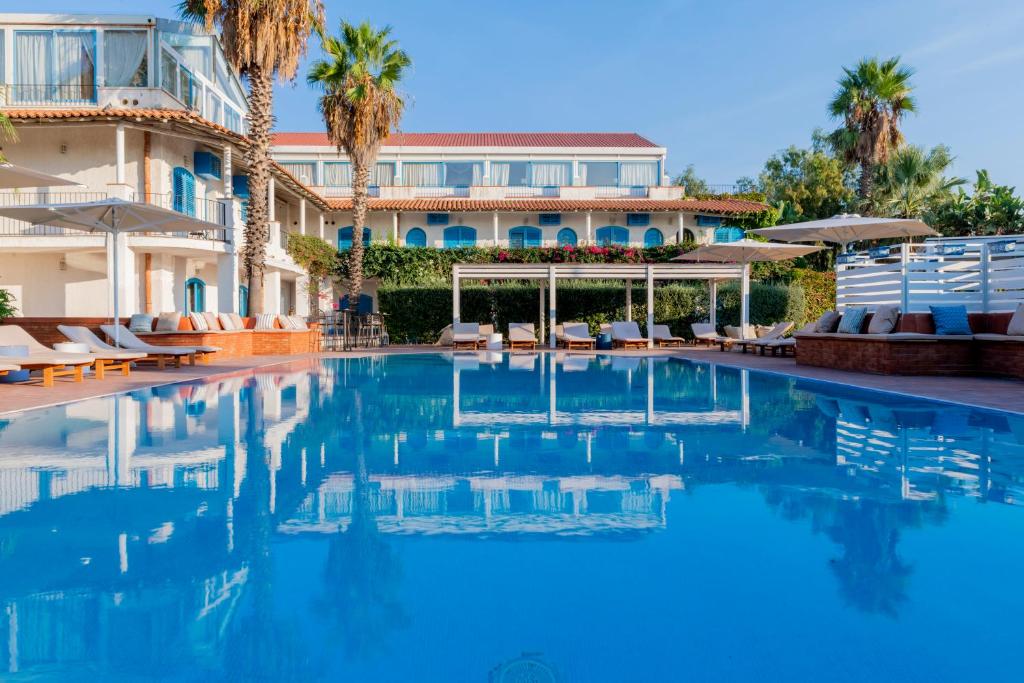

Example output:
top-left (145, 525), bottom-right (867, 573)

top-left (836, 237), bottom-right (1024, 312)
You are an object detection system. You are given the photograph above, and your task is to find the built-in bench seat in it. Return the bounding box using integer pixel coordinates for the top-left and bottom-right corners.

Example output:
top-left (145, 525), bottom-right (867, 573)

top-left (135, 314), bottom-right (318, 357)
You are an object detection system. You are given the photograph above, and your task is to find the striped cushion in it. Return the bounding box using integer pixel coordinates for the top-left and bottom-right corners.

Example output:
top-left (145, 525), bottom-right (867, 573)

top-left (255, 313), bottom-right (277, 330)
top-left (290, 315), bottom-right (308, 330)
top-left (217, 313), bottom-right (236, 330)
top-left (278, 314), bottom-right (296, 329)
top-left (189, 312), bottom-right (209, 331)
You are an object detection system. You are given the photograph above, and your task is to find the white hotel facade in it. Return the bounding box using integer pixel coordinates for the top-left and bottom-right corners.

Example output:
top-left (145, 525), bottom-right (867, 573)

top-left (0, 12), bottom-right (764, 319)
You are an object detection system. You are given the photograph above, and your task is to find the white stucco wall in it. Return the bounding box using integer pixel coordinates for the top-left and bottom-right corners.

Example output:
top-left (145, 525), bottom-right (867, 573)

top-left (0, 252), bottom-right (110, 316)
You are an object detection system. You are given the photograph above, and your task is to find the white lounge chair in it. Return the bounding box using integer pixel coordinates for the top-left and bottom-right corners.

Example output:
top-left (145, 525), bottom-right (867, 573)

top-left (651, 324), bottom-right (685, 348)
top-left (738, 322), bottom-right (795, 354)
top-left (558, 322), bottom-right (596, 350)
top-left (611, 321), bottom-right (648, 349)
top-left (508, 323), bottom-right (537, 350)
top-left (451, 322), bottom-right (480, 350)
top-left (0, 325), bottom-right (95, 387)
top-left (100, 325), bottom-right (209, 365)
top-left (59, 325), bottom-right (176, 370)
top-left (0, 363), bottom-right (20, 376)
top-left (690, 323), bottom-right (718, 347)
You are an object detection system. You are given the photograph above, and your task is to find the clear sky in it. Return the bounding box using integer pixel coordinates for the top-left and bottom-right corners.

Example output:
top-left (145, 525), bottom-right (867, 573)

top-left (22, 0), bottom-right (1024, 188)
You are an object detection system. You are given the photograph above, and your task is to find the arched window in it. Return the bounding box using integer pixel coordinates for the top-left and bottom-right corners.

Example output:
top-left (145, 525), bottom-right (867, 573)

top-left (443, 226), bottom-right (477, 248)
top-left (338, 226), bottom-right (371, 249)
top-left (405, 227), bottom-right (427, 247)
top-left (595, 225), bottom-right (629, 246)
top-left (714, 226), bottom-right (744, 243)
top-left (682, 229), bottom-right (696, 243)
top-left (508, 226), bottom-right (542, 248)
top-left (644, 228), bottom-right (664, 247)
top-left (172, 167), bottom-right (196, 216)
top-left (185, 277), bottom-right (206, 314)
top-left (557, 228), bottom-right (577, 247)
top-left (239, 285), bottom-right (249, 317)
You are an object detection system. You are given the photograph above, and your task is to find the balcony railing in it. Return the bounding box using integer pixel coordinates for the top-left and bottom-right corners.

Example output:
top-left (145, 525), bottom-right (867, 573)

top-left (504, 185), bottom-right (561, 198)
top-left (0, 192), bottom-right (227, 242)
top-left (4, 83), bottom-right (98, 106)
top-left (594, 185), bottom-right (649, 198)
top-left (412, 186), bottom-right (471, 198)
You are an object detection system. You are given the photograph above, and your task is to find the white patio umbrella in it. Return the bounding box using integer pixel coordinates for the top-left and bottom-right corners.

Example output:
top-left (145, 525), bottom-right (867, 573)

top-left (672, 239), bottom-right (824, 263)
top-left (748, 214), bottom-right (937, 249)
top-left (0, 163), bottom-right (82, 189)
top-left (0, 198), bottom-right (224, 344)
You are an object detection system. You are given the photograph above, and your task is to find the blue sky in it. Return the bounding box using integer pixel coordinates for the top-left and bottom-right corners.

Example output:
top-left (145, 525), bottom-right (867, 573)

top-left (27, 0), bottom-right (1024, 188)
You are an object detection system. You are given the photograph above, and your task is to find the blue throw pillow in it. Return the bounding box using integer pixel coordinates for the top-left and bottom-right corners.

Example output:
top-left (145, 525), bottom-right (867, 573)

top-left (930, 305), bottom-right (972, 335)
top-left (128, 313), bottom-right (155, 333)
top-left (836, 307), bottom-right (868, 334)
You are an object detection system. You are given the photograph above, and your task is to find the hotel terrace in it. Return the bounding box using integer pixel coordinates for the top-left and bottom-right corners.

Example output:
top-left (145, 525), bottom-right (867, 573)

top-left (0, 12), bottom-right (763, 321)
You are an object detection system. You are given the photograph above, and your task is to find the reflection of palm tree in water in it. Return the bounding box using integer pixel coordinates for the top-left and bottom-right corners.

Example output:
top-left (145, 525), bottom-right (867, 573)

top-left (320, 388), bottom-right (407, 661)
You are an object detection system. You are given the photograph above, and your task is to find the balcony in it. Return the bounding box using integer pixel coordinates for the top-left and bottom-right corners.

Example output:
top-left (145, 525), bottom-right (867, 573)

top-left (2, 83), bottom-right (98, 106)
top-left (308, 184), bottom-right (680, 202)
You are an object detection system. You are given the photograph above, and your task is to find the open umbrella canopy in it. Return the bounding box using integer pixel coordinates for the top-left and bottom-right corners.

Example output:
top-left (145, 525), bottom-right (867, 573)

top-left (0, 197), bottom-right (222, 235)
top-left (672, 239), bottom-right (823, 263)
top-left (749, 214), bottom-right (937, 245)
top-left (0, 162), bottom-right (83, 189)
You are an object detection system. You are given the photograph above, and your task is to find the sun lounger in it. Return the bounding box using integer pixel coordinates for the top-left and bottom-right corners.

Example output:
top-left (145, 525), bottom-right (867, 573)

top-left (691, 323), bottom-right (718, 347)
top-left (652, 324), bottom-right (685, 348)
top-left (100, 325), bottom-right (208, 365)
top-left (476, 324), bottom-right (496, 349)
top-left (58, 325), bottom-right (170, 371)
top-left (559, 322), bottom-right (596, 350)
top-left (452, 322), bottom-right (480, 350)
top-left (737, 322), bottom-right (795, 354)
top-left (611, 321), bottom-right (648, 349)
top-left (0, 363), bottom-right (20, 376)
top-left (0, 324), bottom-right (100, 386)
top-left (508, 323), bottom-right (537, 350)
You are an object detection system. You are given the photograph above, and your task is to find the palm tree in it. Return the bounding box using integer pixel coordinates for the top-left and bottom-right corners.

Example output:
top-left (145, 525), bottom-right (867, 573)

top-left (179, 0), bottom-right (323, 315)
top-left (307, 21), bottom-right (411, 304)
top-left (828, 57), bottom-right (916, 210)
top-left (871, 144), bottom-right (964, 218)
top-left (0, 112), bottom-right (17, 162)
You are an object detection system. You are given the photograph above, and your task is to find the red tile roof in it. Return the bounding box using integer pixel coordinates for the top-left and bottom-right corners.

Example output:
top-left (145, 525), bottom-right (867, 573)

top-left (272, 132), bottom-right (660, 148)
top-left (323, 197), bottom-right (768, 214)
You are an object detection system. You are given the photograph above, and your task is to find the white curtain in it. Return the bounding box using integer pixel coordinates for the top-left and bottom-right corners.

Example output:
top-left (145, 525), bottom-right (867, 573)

top-left (15, 33), bottom-right (50, 102)
top-left (55, 32), bottom-right (95, 99)
top-left (471, 163), bottom-right (484, 186)
top-left (619, 162), bottom-right (658, 186)
top-left (372, 162), bottom-right (395, 186)
top-left (490, 162), bottom-right (510, 186)
top-left (323, 163), bottom-right (351, 187)
top-left (282, 163), bottom-right (315, 183)
top-left (531, 162), bottom-right (570, 186)
top-left (104, 30), bottom-right (147, 87)
top-left (403, 163), bottom-right (441, 186)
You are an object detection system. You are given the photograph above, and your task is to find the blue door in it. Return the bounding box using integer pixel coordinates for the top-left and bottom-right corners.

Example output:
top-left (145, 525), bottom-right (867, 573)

top-left (185, 277), bottom-right (205, 314)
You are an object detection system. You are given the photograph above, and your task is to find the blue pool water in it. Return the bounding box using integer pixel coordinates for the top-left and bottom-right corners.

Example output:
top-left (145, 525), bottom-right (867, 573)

top-left (1, 353), bottom-right (1023, 681)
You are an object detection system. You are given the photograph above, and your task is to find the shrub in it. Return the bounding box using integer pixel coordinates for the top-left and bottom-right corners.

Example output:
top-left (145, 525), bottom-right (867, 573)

top-left (790, 268), bottom-right (836, 321)
top-left (0, 288), bottom-right (16, 320)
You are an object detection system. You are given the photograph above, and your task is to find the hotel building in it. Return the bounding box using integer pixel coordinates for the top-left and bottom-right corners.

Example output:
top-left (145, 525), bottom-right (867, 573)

top-left (0, 12), bottom-right (763, 319)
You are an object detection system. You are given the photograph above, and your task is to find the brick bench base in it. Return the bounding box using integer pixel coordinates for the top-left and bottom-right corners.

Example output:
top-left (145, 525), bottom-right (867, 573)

top-left (796, 336), bottom-right (976, 375)
top-left (974, 340), bottom-right (1024, 379)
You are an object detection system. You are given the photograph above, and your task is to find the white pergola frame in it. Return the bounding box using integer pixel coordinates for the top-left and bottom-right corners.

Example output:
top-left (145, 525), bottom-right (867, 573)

top-left (452, 262), bottom-right (750, 347)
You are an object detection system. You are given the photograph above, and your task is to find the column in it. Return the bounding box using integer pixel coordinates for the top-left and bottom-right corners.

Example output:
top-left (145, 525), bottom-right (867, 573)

top-left (392, 211), bottom-right (400, 242)
top-left (264, 270), bottom-right (282, 314)
top-left (709, 279), bottom-right (718, 329)
top-left (268, 177), bottom-right (276, 222)
top-left (394, 160), bottom-right (403, 185)
top-left (217, 251), bottom-right (239, 313)
top-left (548, 265), bottom-right (557, 348)
top-left (295, 276), bottom-right (310, 316)
top-left (115, 123), bottom-right (126, 185)
top-left (625, 279), bottom-right (632, 321)
top-left (677, 212), bottom-right (685, 242)
top-left (492, 212), bottom-right (500, 245)
top-left (740, 264), bottom-right (751, 332)
top-left (452, 265), bottom-right (460, 324)
top-left (299, 198), bottom-right (307, 235)
top-left (538, 282), bottom-right (545, 345)
top-left (646, 264), bottom-right (655, 348)
top-left (106, 232), bottom-right (134, 318)
top-left (585, 211), bottom-right (592, 244)
top-left (318, 212), bottom-right (325, 240)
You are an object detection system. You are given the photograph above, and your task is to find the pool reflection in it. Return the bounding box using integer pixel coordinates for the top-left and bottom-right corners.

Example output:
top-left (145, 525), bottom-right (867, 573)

top-left (0, 353), bottom-right (1022, 679)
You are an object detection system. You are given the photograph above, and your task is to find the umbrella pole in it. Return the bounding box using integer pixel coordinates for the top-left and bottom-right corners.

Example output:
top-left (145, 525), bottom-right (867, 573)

top-left (113, 230), bottom-right (120, 346)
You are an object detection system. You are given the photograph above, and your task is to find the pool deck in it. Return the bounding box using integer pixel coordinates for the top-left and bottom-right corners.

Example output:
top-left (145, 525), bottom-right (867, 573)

top-left (0, 346), bottom-right (1021, 415)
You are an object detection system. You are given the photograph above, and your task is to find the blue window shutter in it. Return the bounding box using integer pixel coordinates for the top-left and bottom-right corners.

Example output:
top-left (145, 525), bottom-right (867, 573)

top-left (194, 151), bottom-right (222, 180)
top-left (405, 228), bottom-right (427, 247)
top-left (232, 175), bottom-right (249, 198)
top-left (696, 214), bottom-right (723, 227)
top-left (509, 226), bottom-right (541, 248)
top-left (444, 226), bottom-right (476, 248)
top-left (427, 213), bottom-right (450, 226)
top-left (338, 226), bottom-right (353, 249)
top-left (643, 228), bottom-right (664, 247)
top-left (627, 213), bottom-right (650, 227)
top-left (596, 226), bottom-right (629, 246)
top-left (557, 228), bottom-right (577, 246)
top-left (539, 213), bottom-right (561, 226)
top-left (173, 167), bottom-right (195, 216)
top-left (714, 227), bottom-right (744, 243)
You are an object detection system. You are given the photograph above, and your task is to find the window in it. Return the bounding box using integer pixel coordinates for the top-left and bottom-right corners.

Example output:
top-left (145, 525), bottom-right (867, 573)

top-left (185, 278), bottom-right (206, 314)
top-left (509, 226), bottom-right (542, 248)
top-left (696, 215), bottom-right (724, 227)
top-left (443, 226), bottom-right (477, 248)
top-left (426, 213), bottom-right (449, 226)
top-left (178, 65), bottom-right (194, 107)
top-left (531, 162), bottom-right (571, 187)
top-left (373, 162), bottom-right (396, 186)
top-left (626, 213), bottom-right (650, 227)
top-left (644, 228), bottom-right (664, 247)
top-left (596, 226), bottom-right (629, 246)
top-left (580, 162), bottom-right (618, 186)
top-left (491, 161), bottom-right (530, 186)
top-left (323, 162), bottom-right (351, 187)
top-left (714, 227), bottom-right (744, 243)
top-left (682, 229), bottom-right (696, 242)
top-left (281, 162), bottom-right (315, 184)
top-left (160, 48), bottom-right (177, 94)
top-left (104, 30), bottom-right (147, 87)
top-left (539, 214), bottom-right (561, 226)
top-left (14, 30), bottom-right (97, 104)
top-left (338, 226), bottom-right (371, 249)
top-left (444, 162), bottom-right (483, 187)
top-left (239, 285), bottom-right (249, 317)
top-left (172, 167), bottom-right (196, 216)
top-left (557, 228), bottom-right (578, 247)
top-left (619, 162), bottom-right (658, 187)
top-left (403, 162), bottom-right (442, 186)
top-left (405, 228), bottom-right (427, 247)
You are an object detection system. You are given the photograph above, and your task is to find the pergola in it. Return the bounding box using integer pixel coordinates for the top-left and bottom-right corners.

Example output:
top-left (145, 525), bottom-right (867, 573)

top-left (452, 262), bottom-right (750, 347)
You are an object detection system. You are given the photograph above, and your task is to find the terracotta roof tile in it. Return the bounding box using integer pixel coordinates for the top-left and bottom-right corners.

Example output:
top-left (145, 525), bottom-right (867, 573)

top-left (323, 197), bottom-right (767, 214)
top-left (272, 132), bottom-right (660, 148)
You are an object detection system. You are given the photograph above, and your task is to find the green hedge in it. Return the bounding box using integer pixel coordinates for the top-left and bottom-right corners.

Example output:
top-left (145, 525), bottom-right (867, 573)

top-left (379, 281), bottom-right (810, 344)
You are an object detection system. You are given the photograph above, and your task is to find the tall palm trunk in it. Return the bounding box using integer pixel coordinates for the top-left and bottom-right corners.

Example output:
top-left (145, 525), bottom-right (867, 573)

top-left (858, 162), bottom-right (875, 214)
top-left (243, 65), bottom-right (273, 315)
top-left (348, 159), bottom-right (371, 303)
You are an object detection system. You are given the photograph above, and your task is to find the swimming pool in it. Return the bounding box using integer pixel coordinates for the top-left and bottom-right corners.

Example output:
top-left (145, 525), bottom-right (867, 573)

top-left (0, 353), bottom-right (1022, 681)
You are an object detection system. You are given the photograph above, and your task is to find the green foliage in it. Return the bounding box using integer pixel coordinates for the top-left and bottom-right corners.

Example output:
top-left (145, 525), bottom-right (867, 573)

top-left (0, 288), bottom-right (16, 319)
top-left (286, 233), bottom-right (340, 298)
top-left (870, 144), bottom-right (964, 218)
top-left (789, 268), bottom-right (836, 322)
top-left (673, 164), bottom-right (711, 195)
top-left (926, 170), bottom-right (1024, 236)
top-left (378, 281), bottom-right (812, 344)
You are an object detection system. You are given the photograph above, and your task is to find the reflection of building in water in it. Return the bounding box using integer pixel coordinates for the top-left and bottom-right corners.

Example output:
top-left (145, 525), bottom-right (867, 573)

top-left (281, 473), bottom-right (684, 536)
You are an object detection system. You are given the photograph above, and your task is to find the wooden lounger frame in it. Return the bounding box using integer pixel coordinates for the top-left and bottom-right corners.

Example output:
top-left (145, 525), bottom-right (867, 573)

top-left (18, 362), bottom-right (87, 388)
top-left (613, 339), bottom-right (649, 350)
top-left (559, 337), bottom-right (596, 350)
top-left (508, 339), bottom-right (537, 350)
top-left (654, 337), bottom-right (685, 348)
